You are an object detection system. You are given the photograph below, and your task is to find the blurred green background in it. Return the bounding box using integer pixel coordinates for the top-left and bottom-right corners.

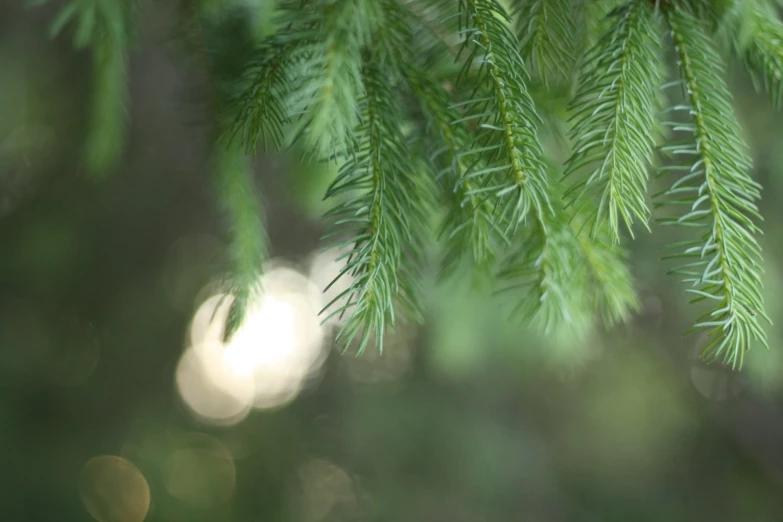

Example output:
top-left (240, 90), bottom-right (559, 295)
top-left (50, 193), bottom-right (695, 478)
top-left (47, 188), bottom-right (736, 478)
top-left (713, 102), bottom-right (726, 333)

top-left (4, 2), bottom-right (783, 521)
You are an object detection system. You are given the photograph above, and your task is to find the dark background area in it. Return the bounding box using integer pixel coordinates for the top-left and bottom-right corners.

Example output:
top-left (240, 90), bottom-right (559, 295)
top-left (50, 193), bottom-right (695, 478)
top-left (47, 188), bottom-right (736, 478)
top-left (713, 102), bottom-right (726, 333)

top-left (3, 2), bottom-right (783, 521)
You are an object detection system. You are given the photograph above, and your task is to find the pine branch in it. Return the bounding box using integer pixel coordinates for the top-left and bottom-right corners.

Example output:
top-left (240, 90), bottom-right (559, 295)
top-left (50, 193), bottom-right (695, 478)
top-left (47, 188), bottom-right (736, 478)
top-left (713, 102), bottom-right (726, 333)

top-left (403, 63), bottom-right (499, 275)
top-left (283, 0), bottom-right (381, 158)
top-left (573, 0), bottom-right (625, 61)
top-left (84, 31), bottom-right (128, 176)
top-left (321, 55), bottom-right (429, 354)
top-left (214, 144), bottom-right (267, 339)
top-left (565, 0), bottom-right (663, 241)
top-left (498, 194), bottom-right (591, 335)
top-left (514, 0), bottom-right (577, 88)
top-left (499, 168), bottom-right (638, 334)
top-left (44, 0), bottom-right (134, 177)
top-left (226, 37), bottom-right (297, 153)
top-left (732, 0), bottom-right (783, 109)
top-left (184, 1), bottom-right (269, 341)
top-left (572, 212), bottom-right (640, 327)
top-left (456, 0), bottom-right (551, 232)
top-left (660, 4), bottom-right (769, 368)
top-left (402, 0), bottom-right (462, 59)
top-left (363, 0), bottom-right (493, 277)
top-left (37, 0), bottom-right (779, 368)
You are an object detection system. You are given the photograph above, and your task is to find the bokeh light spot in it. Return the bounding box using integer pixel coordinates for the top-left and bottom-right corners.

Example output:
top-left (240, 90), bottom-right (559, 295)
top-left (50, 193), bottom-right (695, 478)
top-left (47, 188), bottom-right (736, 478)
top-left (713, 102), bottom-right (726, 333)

top-left (175, 347), bottom-right (253, 426)
top-left (163, 433), bottom-right (236, 509)
top-left (177, 263), bottom-right (327, 422)
top-left (295, 459), bottom-right (358, 522)
top-left (79, 456), bottom-right (150, 522)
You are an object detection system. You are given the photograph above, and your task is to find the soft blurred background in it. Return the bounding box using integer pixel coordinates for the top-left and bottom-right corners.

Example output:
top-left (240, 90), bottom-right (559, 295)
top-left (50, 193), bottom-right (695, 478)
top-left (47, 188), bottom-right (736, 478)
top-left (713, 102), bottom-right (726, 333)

top-left (4, 2), bottom-right (783, 521)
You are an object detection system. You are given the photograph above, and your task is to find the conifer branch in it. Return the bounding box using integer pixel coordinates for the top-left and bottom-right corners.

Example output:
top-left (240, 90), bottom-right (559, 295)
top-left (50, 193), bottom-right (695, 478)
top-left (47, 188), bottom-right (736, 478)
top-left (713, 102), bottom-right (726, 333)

top-left (227, 38), bottom-right (297, 153)
top-left (734, 0), bottom-right (783, 109)
top-left (184, 0), bottom-right (269, 341)
top-left (86, 31), bottom-right (128, 176)
top-left (456, 0), bottom-right (551, 232)
top-left (572, 213), bottom-right (640, 327)
top-left (499, 196), bottom-right (590, 335)
top-left (44, 0), bottom-right (133, 177)
top-left (500, 174), bottom-right (638, 333)
top-left (402, 0), bottom-right (462, 59)
top-left (214, 144), bottom-right (267, 339)
top-left (374, 0), bottom-right (495, 275)
top-left (403, 63), bottom-right (499, 274)
top-left (573, 0), bottom-right (625, 61)
top-left (660, 4), bottom-right (769, 368)
top-left (514, 0), bottom-right (576, 88)
top-left (36, 0), bottom-right (782, 367)
top-left (321, 55), bottom-right (428, 354)
top-left (565, 0), bottom-right (663, 242)
top-left (283, 0), bottom-right (381, 158)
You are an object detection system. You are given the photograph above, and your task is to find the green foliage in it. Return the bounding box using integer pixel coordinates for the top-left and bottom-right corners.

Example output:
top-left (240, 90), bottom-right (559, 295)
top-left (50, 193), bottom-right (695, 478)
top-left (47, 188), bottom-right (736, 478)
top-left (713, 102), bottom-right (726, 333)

top-left (403, 59), bottom-right (499, 276)
top-left (181, 1), bottom-right (269, 342)
top-left (34, 0), bottom-right (783, 367)
top-left (213, 144), bottom-right (267, 340)
top-left (514, 0), bottom-right (577, 88)
top-left (39, 0), bottom-right (135, 176)
top-left (575, 216), bottom-right (640, 327)
top-left (565, 1), bottom-right (663, 241)
top-left (571, 0), bottom-right (626, 60)
top-left (83, 36), bottom-right (127, 175)
top-left (499, 173), bottom-right (639, 335)
top-left (498, 193), bottom-right (591, 335)
top-left (321, 52), bottom-right (431, 354)
top-left (227, 37), bottom-right (296, 152)
top-left (659, 3), bottom-right (769, 367)
top-left (284, 0), bottom-right (382, 158)
top-left (455, 0), bottom-right (550, 232)
top-left (732, 0), bottom-right (783, 109)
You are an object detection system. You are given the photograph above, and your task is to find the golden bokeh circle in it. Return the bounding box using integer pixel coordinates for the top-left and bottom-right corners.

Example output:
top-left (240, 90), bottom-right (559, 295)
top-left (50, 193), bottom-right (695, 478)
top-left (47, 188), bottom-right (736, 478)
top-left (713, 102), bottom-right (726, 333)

top-left (79, 455), bottom-right (150, 522)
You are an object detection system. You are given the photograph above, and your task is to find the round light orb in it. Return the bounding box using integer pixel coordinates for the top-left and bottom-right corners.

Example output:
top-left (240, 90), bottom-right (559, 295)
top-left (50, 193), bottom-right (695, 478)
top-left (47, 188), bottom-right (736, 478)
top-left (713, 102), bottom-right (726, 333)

top-left (162, 432), bottom-right (236, 509)
top-left (175, 347), bottom-right (253, 426)
top-left (182, 263), bottom-right (328, 414)
top-left (79, 456), bottom-right (150, 522)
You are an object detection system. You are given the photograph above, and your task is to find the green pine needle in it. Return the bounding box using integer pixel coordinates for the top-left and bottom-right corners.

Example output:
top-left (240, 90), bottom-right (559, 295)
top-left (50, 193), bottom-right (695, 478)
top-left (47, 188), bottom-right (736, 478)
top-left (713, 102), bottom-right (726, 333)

top-left (284, 0), bottom-right (381, 158)
top-left (321, 55), bottom-right (429, 355)
top-left (734, 0), bottom-right (783, 109)
top-left (84, 36), bottom-right (128, 176)
top-left (499, 167), bottom-right (639, 335)
top-left (403, 63), bottom-right (499, 275)
top-left (386, 0), bottom-right (498, 276)
top-left (573, 0), bottom-right (625, 59)
top-left (498, 196), bottom-right (591, 335)
top-left (659, 3), bottom-right (769, 368)
top-left (227, 38), bottom-right (297, 153)
top-left (45, 0), bottom-right (133, 177)
top-left (514, 0), bottom-right (577, 88)
top-left (457, 0), bottom-right (551, 233)
top-left (213, 143), bottom-right (267, 341)
top-left (572, 211), bottom-right (640, 327)
top-left (565, 0), bottom-right (664, 242)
